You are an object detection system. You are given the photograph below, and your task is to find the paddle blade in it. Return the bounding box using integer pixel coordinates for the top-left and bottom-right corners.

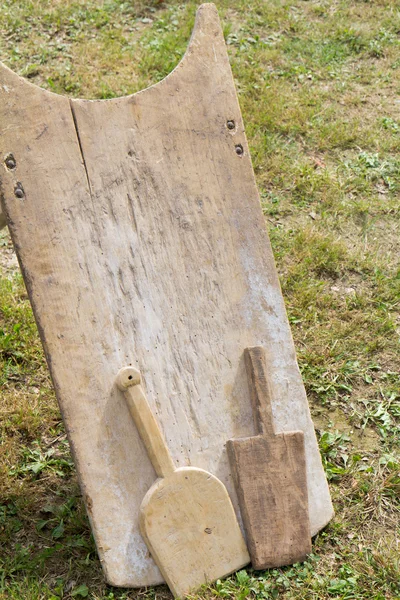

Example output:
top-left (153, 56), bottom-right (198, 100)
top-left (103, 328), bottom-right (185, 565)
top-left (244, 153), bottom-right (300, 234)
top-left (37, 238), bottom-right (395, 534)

top-left (139, 467), bottom-right (249, 598)
top-left (227, 431), bottom-right (311, 569)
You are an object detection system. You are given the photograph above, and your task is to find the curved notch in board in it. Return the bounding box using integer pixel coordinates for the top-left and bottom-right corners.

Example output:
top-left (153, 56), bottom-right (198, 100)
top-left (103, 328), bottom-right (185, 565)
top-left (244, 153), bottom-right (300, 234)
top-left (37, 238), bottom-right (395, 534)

top-left (0, 4), bottom-right (223, 104)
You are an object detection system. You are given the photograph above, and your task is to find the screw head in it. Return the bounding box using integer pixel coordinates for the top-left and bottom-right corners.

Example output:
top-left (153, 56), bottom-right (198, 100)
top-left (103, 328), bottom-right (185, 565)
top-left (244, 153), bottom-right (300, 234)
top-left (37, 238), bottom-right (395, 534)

top-left (235, 144), bottom-right (244, 156)
top-left (5, 154), bottom-right (16, 170)
top-left (227, 120), bottom-right (235, 130)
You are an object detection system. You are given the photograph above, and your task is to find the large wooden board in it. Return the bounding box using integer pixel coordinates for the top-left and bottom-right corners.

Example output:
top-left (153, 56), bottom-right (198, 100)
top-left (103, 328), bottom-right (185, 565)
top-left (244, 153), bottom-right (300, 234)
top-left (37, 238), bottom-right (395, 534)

top-left (0, 3), bottom-right (333, 587)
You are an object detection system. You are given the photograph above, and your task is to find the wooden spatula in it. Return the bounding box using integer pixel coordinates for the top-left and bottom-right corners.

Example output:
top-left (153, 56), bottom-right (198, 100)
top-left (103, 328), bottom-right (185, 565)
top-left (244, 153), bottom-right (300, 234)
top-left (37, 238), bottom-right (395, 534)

top-left (116, 366), bottom-right (249, 598)
top-left (227, 346), bottom-right (311, 569)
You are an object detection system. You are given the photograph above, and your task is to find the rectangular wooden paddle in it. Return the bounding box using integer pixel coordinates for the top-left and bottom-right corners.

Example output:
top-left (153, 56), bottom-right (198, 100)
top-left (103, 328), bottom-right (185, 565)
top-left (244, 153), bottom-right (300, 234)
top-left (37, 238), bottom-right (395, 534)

top-left (227, 347), bottom-right (311, 569)
top-left (116, 366), bottom-right (249, 598)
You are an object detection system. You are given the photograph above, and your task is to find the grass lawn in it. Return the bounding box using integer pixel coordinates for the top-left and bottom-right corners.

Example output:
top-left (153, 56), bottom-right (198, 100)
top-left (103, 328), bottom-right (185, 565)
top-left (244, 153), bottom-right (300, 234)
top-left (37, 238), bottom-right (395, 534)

top-left (0, 0), bottom-right (399, 598)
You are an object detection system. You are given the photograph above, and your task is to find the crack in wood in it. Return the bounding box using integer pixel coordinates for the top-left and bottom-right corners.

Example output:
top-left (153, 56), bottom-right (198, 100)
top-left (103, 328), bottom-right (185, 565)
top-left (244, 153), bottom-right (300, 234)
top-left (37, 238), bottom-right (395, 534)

top-left (69, 99), bottom-right (93, 199)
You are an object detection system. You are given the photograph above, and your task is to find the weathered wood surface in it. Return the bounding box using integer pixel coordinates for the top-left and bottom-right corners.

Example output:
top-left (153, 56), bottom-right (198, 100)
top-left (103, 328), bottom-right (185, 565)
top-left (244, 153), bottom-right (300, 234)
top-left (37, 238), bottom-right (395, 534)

top-left (117, 367), bottom-right (249, 598)
top-left (0, 3), bottom-right (333, 587)
top-left (228, 347), bottom-right (311, 569)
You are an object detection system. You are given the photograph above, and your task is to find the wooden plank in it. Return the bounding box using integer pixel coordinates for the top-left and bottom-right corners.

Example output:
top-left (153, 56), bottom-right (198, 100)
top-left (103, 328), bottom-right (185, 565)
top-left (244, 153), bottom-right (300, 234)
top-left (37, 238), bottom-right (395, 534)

top-left (0, 3), bottom-right (333, 587)
top-left (228, 347), bottom-right (311, 569)
top-left (117, 367), bottom-right (249, 598)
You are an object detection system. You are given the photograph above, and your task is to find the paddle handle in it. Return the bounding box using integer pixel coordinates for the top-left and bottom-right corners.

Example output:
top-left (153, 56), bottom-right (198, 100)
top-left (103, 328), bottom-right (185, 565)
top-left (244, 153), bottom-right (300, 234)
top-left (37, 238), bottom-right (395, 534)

top-left (244, 346), bottom-right (275, 437)
top-left (116, 367), bottom-right (175, 478)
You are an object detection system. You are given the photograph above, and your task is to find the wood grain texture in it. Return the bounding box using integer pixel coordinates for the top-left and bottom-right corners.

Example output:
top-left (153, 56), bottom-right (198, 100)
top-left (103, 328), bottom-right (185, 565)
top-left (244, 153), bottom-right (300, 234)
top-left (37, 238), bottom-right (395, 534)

top-left (227, 347), bottom-right (311, 569)
top-left (116, 367), bottom-right (176, 478)
top-left (140, 467), bottom-right (250, 598)
top-left (0, 207), bottom-right (6, 229)
top-left (0, 3), bottom-right (332, 586)
top-left (117, 367), bottom-right (249, 598)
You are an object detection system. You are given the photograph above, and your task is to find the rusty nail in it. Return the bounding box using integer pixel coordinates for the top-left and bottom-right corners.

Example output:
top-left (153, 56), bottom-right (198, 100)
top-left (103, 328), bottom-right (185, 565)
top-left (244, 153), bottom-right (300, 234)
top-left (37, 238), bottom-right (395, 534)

top-left (235, 144), bottom-right (244, 156)
top-left (5, 154), bottom-right (16, 170)
top-left (227, 120), bottom-right (235, 130)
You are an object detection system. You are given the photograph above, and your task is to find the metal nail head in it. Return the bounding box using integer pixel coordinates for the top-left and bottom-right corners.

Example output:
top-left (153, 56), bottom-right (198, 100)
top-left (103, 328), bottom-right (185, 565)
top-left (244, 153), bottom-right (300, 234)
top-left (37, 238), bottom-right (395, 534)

top-left (235, 144), bottom-right (244, 156)
top-left (5, 154), bottom-right (16, 170)
top-left (14, 184), bottom-right (24, 199)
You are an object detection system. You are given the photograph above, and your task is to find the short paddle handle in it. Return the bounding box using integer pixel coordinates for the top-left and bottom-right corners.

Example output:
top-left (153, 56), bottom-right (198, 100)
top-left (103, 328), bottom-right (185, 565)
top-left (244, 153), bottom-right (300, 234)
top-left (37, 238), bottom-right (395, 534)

top-left (116, 367), bottom-right (175, 478)
top-left (244, 346), bottom-right (275, 437)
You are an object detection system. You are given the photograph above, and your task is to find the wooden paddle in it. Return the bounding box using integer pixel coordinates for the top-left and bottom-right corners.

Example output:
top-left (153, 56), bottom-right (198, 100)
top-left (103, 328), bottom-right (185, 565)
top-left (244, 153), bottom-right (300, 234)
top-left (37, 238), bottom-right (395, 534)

top-left (116, 366), bottom-right (249, 598)
top-left (227, 347), bottom-right (311, 569)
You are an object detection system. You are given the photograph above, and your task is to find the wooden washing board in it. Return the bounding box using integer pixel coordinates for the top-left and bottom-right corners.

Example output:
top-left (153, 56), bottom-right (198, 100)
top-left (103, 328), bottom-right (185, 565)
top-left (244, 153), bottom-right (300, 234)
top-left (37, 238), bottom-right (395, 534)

top-left (0, 3), bottom-right (333, 587)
